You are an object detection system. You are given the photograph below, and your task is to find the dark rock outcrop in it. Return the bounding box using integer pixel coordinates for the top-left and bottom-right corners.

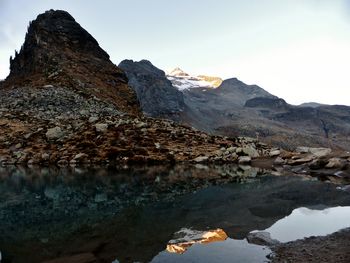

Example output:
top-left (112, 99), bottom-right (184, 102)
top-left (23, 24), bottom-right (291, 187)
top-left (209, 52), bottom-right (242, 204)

top-left (245, 97), bottom-right (288, 109)
top-left (215, 78), bottom-right (277, 106)
top-left (4, 9), bottom-right (140, 116)
top-left (8, 10), bottom-right (109, 78)
top-left (119, 59), bottom-right (184, 120)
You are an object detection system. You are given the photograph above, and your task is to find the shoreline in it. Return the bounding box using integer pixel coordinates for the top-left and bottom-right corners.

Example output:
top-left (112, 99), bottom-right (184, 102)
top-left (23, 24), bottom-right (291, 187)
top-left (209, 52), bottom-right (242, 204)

top-left (271, 228), bottom-right (350, 263)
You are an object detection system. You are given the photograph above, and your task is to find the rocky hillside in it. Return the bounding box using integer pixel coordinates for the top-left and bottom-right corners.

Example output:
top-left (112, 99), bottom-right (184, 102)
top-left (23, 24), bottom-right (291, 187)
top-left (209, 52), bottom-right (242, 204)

top-left (0, 10), bottom-right (277, 166)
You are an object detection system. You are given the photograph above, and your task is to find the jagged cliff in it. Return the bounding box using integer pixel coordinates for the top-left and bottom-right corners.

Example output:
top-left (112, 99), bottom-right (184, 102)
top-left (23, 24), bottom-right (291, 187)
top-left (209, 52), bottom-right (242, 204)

top-left (4, 9), bottom-right (140, 115)
top-left (119, 60), bottom-right (184, 120)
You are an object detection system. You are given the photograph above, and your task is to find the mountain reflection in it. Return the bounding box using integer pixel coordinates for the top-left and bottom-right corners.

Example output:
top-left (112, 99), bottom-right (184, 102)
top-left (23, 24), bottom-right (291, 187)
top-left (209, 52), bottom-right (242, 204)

top-left (1, 165), bottom-right (350, 263)
top-left (166, 228), bottom-right (228, 254)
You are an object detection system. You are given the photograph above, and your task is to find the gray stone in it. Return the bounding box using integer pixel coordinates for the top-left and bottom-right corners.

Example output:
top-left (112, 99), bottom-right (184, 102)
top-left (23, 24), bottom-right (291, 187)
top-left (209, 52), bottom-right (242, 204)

top-left (154, 143), bottom-right (161, 149)
top-left (95, 123), bottom-right (108, 132)
top-left (226, 147), bottom-right (237, 153)
top-left (269, 150), bottom-right (281, 157)
top-left (296, 147), bottom-right (332, 158)
top-left (46, 126), bottom-right (64, 140)
top-left (74, 153), bottom-right (88, 160)
top-left (193, 156), bottom-right (209, 163)
top-left (41, 153), bottom-right (50, 161)
top-left (243, 145), bottom-right (259, 158)
top-left (247, 231), bottom-right (280, 246)
top-left (274, 157), bottom-right (285, 165)
top-left (135, 122), bottom-right (148, 128)
top-left (326, 158), bottom-right (347, 169)
top-left (288, 155), bottom-right (314, 165)
top-left (88, 116), bottom-right (99, 123)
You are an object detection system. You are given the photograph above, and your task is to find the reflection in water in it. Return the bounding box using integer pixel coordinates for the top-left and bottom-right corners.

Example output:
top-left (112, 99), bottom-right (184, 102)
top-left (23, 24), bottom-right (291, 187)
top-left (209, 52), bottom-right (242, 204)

top-left (264, 206), bottom-right (350, 242)
top-left (0, 165), bottom-right (350, 263)
top-left (153, 238), bottom-right (271, 263)
top-left (166, 228), bottom-right (228, 254)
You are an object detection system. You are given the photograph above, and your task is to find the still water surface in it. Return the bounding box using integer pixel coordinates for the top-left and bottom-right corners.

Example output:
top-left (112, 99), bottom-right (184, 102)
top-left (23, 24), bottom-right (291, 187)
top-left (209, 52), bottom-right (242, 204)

top-left (0, 165), bottom-right (349, 263)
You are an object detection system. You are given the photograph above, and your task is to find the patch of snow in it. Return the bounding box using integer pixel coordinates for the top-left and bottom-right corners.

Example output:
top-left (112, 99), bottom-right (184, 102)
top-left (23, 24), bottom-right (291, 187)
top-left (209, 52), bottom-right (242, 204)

top-left (167, 68), bottom-right (218, 91)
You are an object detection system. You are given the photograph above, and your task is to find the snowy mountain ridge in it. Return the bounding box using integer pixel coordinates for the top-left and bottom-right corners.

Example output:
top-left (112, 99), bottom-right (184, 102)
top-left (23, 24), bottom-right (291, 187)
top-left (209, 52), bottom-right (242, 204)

top-left (166, 67), bottom-right (222, 91)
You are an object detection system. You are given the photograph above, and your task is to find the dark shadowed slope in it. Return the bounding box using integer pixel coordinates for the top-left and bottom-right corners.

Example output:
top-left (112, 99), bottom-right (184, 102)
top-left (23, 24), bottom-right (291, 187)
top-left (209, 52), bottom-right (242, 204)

top-left (119, 60), bottom-right (184, 120)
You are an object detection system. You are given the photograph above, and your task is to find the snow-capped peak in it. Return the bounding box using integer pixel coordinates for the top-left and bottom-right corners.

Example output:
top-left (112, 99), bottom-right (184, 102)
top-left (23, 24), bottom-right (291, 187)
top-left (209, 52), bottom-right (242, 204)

top-left (167, 67), bottom-right (222, 91)
top-left (168, 67), bottom-right (189, 77)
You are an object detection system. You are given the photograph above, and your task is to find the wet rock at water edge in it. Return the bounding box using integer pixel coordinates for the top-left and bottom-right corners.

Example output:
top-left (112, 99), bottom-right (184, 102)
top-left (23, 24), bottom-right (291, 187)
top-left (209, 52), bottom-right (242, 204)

top-left (274, 157), bottom-right (285, 165)
top-left (242, 145), bottom-right (260, 158)
top-left (325, 158), bottom-right (347, 170)
top-left (193, 156), bottom-right (209, 163)
top-left (247, 231), bottom-right (280, 246)
top-left (296, 147), bottom-right (332, 158)
top-left (238, 156), bottom-right (251, 164)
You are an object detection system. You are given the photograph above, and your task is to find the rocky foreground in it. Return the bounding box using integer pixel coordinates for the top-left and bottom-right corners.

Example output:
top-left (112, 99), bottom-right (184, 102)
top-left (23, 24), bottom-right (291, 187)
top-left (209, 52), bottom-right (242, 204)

top-left (0, 87), bottom-right (271, 166)
top-left (271, 228), bottom-right (350, 263)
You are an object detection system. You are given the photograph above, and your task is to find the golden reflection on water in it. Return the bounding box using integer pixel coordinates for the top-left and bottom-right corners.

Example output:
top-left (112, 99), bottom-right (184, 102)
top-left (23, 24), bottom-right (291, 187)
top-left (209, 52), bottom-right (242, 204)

top-left (166, 228), bottom-right (228, 254)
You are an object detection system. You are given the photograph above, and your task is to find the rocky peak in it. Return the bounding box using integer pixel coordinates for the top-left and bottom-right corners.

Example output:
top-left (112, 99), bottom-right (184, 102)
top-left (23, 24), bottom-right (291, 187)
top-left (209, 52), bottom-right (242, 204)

top-left (4, 9), bottom-right (140, 116)
top-left (167, 67), bottom-right (222, 90)
top-left (120, 59), bottom-right (166, 78)
top-left (119, 59), bottom-right (184, 120)
top-left (168, 67), bottom-right (189, 77)
top-left (8, 9), bottom-right (111, 79)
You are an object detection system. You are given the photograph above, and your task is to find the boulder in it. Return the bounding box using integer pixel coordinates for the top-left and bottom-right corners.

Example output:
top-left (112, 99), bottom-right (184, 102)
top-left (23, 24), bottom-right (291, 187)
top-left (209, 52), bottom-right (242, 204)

top-left (74, 153), bottom-right (88, 160)
top-left (193, 156), bottom-right (209, 163)
top-left (308, 158), bottom-right (328, 170)
top-left (226, 147), bottom-right (237, 153)
top-left (242, 145), bottom-right (259, 158)
top-left (46, 127), bottom-right (64, 140)
top-left (325, 158), bottom-right (347, 169)
top-left (88, 116), bottom-right (99, 123)
top-left (296, 147), bottom-right (331, 158)
top-left (287, 155), bottom-right (314, 165)
top-left (269, 150), bottom-right (281, 157)
top-left (247, 231), bottom-right (280, 246)
top-left (274, 157), bottom-right (285, 165)
top-left (95, 123), bottom-right (108, 132)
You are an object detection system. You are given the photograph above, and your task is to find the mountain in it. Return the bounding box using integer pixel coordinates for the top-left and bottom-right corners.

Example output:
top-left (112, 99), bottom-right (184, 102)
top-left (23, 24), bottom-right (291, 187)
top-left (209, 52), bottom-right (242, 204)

top-left (119, 60), bottom-right (184, 120)
top-left (4, 9), bottom-right (140, 116)
top-left (0, 9), bottom-right (269, 166)
top-left (122, 61), bottom-right (350, 150)
top-left (167, 67), bottom-right (222, 90)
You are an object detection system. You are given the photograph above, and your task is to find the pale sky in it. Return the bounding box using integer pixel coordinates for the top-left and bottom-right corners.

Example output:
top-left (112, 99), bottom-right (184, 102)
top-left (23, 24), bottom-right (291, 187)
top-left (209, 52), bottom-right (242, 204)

top-left (1, 0), bottom-right (350, 105)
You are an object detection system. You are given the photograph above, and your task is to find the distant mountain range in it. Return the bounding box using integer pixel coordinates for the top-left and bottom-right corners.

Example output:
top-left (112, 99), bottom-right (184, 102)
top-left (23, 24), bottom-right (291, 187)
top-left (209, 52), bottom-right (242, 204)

top-left (121, 60), bottom-right (350, 150)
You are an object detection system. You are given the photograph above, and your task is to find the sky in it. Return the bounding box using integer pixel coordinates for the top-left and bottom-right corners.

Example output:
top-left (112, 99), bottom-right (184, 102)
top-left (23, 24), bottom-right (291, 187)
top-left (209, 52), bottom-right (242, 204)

top-left (0, 0), bottom-right (350, 105)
